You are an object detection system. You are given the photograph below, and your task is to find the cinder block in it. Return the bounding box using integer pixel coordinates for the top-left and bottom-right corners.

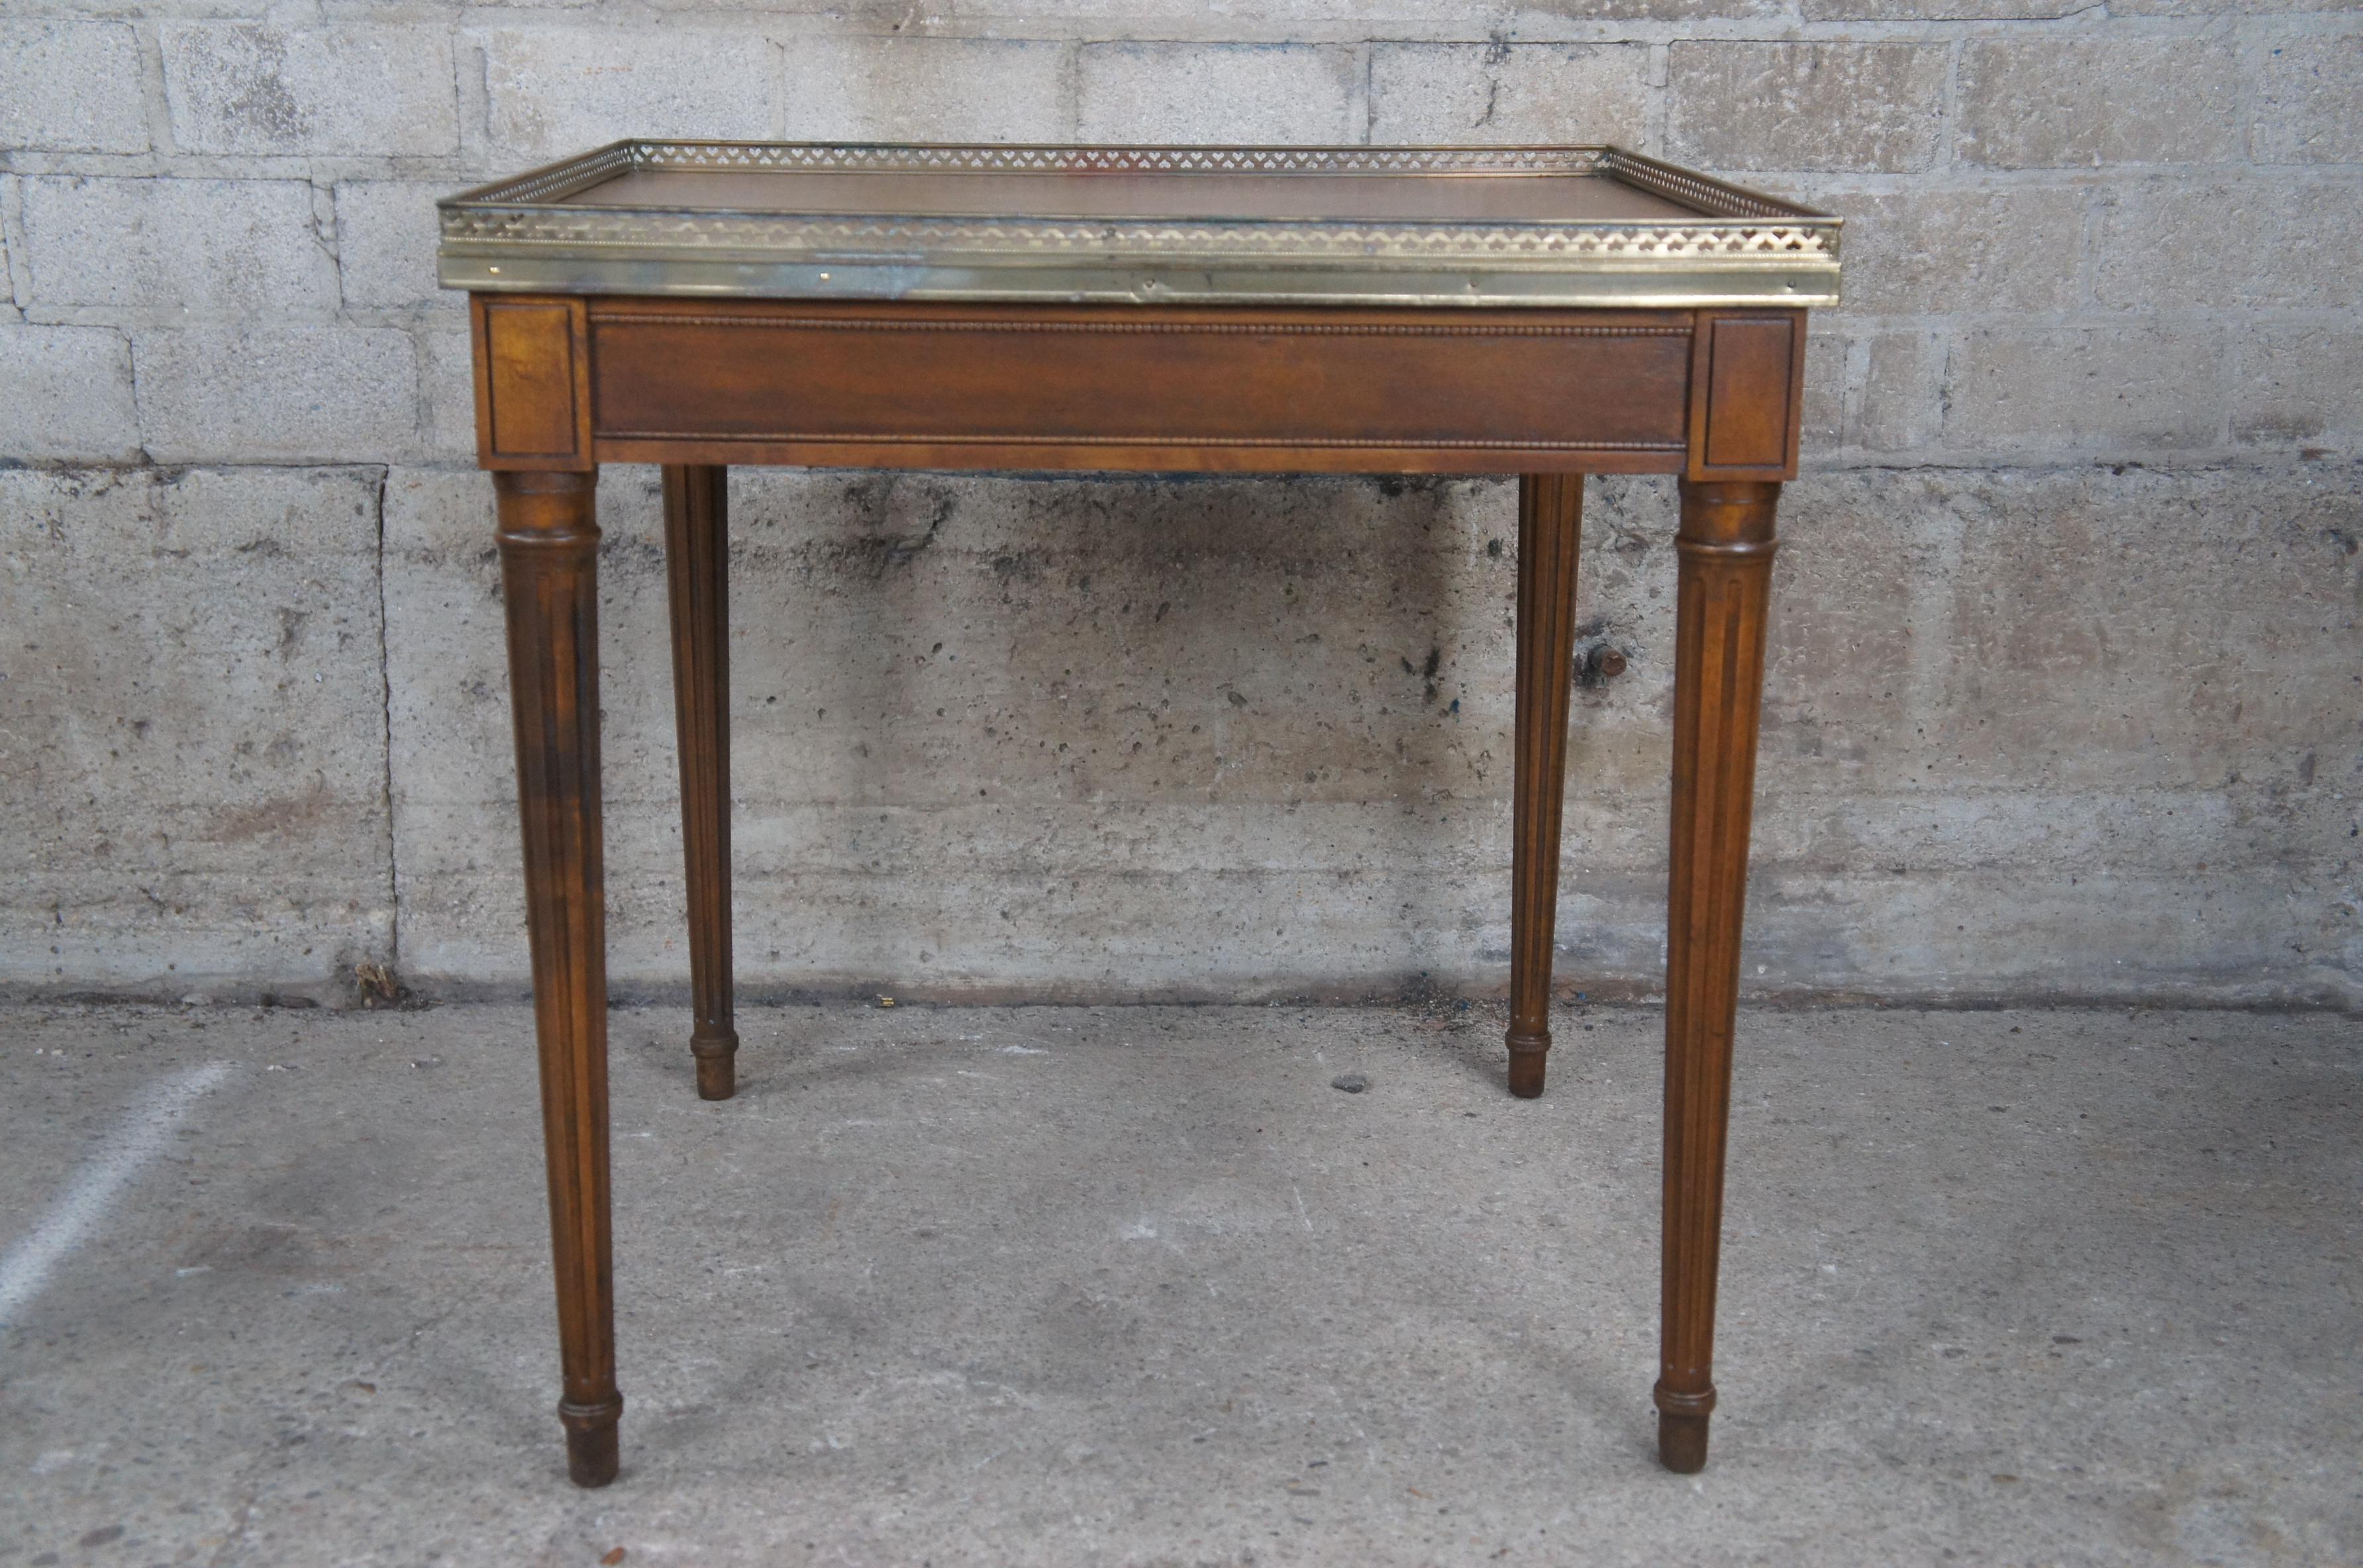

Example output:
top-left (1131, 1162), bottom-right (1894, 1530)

top-left (782, 36), bottom-right (1073, 142)
top-left (1368, 44), bottom-right (1651, 145)
top-left (481, 28), bottom-right (782, 160)
top-left (1859, 464), bottom-right (2363, 793)
top-left (417, 326), bottom-right (477, 460)
top-left (1743, 859), bottom-right (2356, 1005)
top-left (0, 326), bottom-right (140, 462)
top-left (0, 23), bottom-right (150, 154)
top-left (1506, 0), bottom-right (1789, 17)
top-left (134, 326), bottom-right (419, 464)
top-left (0, 466), bottom-right (393, 995)
top-left (334, 181), bottom-right (457, 313)
top-left (21, 177), bottom-right (338, 317)
top-left (2234, 326), bottom-right (2363, 449)
top-left (2254, 37), bottom-right (2363, 166)
top-left (1956, 38), bottom-right (2238, 168)
top-left (2117, 0), bottom-right (2315, 11)
top-left (1855, 329), bottom-right (1946, 453)
top-left (1753, 473), bottom-right (1922, 791)
top-left (755, 0), bottom-right (1777, 36)
top-left (1076, 43), bottom-right (1363, 143)
top-left (1817, 185), bottom-right (2086, 314)
top-left (2093, 180), bottom-right (2363, 310)
top-left (1799, 0), bottom-right (2086, 17)
top-left (161, 23), bottom-right (457, 156)
top-left (2108, 0), bottom-right (2327, 12)
top-left (1668, 43), bottom-right (1946, 173)
top-left (378, 467), bottom-right (527, 981)
top-left (1799, 328), bottom-right (1849, 453)
top-left (1757, 462), bottom-right (2363, 826)
top-left (1943, 324), bottom-right (2229, 452)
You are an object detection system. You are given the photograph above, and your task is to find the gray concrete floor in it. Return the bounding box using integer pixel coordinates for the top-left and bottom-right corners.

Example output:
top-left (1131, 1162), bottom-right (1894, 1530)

top-left (0, 1002), bottom-right (2356, 1567)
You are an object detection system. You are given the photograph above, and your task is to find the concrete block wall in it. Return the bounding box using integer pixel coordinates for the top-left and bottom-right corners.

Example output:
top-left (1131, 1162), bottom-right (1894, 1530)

top-left (2, 4), bottom-right (2358, 1007)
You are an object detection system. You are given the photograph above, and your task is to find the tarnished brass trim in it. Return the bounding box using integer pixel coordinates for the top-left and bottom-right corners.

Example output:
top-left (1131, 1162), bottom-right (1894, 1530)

top-left (442, 209), bottom-right (1836, 262)
top-left (438, 141), bottom-right (1841, 310)
top-left (443, 140), bottom-right (1623, 202)
top-left (439, 254), bottom-right (1837, 309)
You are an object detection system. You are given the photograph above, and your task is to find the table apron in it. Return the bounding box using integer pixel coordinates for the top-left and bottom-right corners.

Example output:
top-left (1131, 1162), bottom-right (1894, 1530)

top-left (529, 299), bottom-right (1752, 475)
top-left (474, 297), bottom-right (1803, 479)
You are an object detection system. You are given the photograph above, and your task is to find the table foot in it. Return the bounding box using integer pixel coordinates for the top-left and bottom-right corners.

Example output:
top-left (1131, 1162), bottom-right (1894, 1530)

top-left (1506, 1039), bottom-right (1549, 1099)
top-left (692, 1029), bottom-right (738, 1101)
top-left (1654, 1385), bottom-right (1715, 1473)
top-left (560, 1395), bottom-right (623, 1488)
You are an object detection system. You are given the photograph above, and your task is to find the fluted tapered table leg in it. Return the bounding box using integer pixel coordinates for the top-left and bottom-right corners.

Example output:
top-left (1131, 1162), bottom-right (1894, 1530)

top-left (1654, 477), bottom-right (1780, 1474)
top-left (496, 468), bottom-right (623, 1488)
top-left (662, 464), bottom-right (738, 1102)
top-left (1505, 473), bottom-right (1584, 1099)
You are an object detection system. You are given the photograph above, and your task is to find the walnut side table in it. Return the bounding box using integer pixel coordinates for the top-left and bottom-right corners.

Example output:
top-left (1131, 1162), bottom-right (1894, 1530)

top-left (437, 141), bottom-right (1842, 1487)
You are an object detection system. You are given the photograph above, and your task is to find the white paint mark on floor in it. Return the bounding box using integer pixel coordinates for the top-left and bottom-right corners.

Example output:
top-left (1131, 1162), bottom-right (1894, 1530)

top-left (0, 1061), bottom-right (230, 1328)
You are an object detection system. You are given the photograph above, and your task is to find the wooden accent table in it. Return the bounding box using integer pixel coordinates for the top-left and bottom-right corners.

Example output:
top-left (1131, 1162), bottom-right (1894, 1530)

top-left (438, 142), bottom-right (1842, 1487)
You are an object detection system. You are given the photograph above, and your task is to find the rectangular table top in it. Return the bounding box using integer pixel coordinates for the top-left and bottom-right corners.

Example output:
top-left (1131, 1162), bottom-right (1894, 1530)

top-left (438, 141), bottom-right (1840, 310)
